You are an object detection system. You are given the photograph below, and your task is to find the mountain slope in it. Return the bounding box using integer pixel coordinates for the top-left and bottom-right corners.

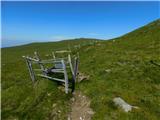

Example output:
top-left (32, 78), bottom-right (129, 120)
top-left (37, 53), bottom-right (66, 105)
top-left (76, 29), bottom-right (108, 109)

top-left (2, 19), bottom-right (160, 120)
top-left (78, 19), bottom-right (160, 120)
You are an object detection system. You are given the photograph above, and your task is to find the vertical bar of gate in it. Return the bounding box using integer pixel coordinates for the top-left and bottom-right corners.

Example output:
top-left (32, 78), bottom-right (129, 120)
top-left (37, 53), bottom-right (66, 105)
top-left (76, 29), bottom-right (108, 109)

top-left (73, 57), bottom-right (79, 82)
top-left (62, 59), bottom-right (68, 94)
top-left (68, 54), bottom-right (74, 76)
top-left (34, 51), bottom-right (46, 75)
top-left (26, 58), bottom-right (35, 83)
top-left (52, 52), bottom-right (56, 59)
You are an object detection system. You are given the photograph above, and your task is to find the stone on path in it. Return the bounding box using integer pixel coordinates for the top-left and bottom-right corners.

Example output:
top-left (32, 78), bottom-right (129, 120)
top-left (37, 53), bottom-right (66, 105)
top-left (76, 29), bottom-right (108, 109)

top-left (113, 97), bottom-right (139, 112)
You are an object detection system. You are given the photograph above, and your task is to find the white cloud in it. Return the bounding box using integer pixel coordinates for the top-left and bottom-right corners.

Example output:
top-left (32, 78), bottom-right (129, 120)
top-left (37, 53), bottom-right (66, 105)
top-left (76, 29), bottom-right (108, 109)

top-left (49, 35), bottom-right (74, 41)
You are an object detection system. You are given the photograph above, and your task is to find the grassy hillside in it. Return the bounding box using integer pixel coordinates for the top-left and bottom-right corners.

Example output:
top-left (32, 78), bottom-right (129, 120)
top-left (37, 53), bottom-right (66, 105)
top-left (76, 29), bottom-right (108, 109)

top-left (78, 19), bottom-right (160, 120)
top-left (2, 19), bottom-right (160, 120)
top-left (1, 38), bottom-right (98, 120)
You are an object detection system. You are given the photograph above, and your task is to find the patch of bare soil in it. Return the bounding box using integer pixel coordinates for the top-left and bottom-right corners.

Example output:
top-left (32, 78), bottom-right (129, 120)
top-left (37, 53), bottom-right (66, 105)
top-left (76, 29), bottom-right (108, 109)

top-left (68, 91), bottom-right (94, 120)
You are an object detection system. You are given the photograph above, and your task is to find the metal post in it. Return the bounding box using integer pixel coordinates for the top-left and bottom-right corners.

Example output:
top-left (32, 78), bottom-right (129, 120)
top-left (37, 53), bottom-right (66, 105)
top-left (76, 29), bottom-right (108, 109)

top-left (68, 54), bottom-right (74, 76)
top-left (62, 59), bottom-right (68, 94)
top-left (26, 59), bottom-right (35, 83)
top-left (73, 57), bottom-right (79, 82)
top-left (34, 51), bottom-right (46, 75)
top-left (52, 52), bottom-right (56, 59)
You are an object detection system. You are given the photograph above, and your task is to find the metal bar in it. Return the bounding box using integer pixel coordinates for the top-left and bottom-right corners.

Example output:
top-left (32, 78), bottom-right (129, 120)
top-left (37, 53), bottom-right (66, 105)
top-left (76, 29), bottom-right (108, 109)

top-left (23, 57), bottom-right (66, 64)
top-left (62, 59), bottom-right (69, 94)
top-left (41, 59), bottom-right (55, 62)
top-left (73, 57), bottom-right (79, 82)
top-left (34, 68), bottom-right (63, 71)
top-left (55, 50), bottom-right (71, 53)
top-left (34, 51), bottom-right (46, 75)
top-left (32, 60), bottom-right (62, 64)
top-left (50, 69), bottom-right (64, 73)
top-left (52, 52), bottom-right (56, 59)
top-left (70, 57), bottom-right (79, 93)
top-left (23, 56), bottom-right (39, 62)
top-left (34, 68), bottom-right (64, 73)
top-left (34, 69), bottom-right (43, 71)
top-left (26, 59), bottom-right (33, 80)
top-left (54, 57), bottom-right (68, 61)
top-left (68, 54), bottom-right (74, 76)
top-left (29, 62), bottom-right (36, 82)
top-left (26, 59), bottom-right (35, 83)
top-left (37, 74), bottom-right (65, 82)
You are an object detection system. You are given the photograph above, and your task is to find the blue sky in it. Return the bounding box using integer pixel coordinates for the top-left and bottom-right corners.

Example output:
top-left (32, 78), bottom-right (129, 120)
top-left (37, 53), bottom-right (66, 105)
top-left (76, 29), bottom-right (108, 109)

top-left (2, 1), bottom-right (160, 47)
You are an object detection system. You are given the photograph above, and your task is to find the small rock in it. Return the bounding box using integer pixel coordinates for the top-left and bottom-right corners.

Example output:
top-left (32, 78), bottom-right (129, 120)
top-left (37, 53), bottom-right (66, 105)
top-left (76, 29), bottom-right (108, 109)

top-left (52, 103), bottom-right (57, 108)
top-left (58, 110), bottom-right (61, 113)
top-left (113, 97), bottom-right (139, 112)
top-left (68, 116), bottom-right (71, 120)
top-left (105, 69), bottom-right (111, 73)
top-left (71, 97), bottom-right (75, 102)
top-left (117, 62), bottom-right (125, 66)
top-left (45, 54), bottom-right (49, 57)
top-left (47, 93), bottom-right (51, 96)
top-left (80, 117), bottom-right (83, 120)
top-left (87, 110), bottom-right (95, 115)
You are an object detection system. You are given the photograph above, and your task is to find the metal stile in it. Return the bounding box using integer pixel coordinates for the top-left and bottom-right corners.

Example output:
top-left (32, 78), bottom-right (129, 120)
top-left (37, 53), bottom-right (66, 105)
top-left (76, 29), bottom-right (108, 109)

top-left (23, 50), bottom-right (79, 94)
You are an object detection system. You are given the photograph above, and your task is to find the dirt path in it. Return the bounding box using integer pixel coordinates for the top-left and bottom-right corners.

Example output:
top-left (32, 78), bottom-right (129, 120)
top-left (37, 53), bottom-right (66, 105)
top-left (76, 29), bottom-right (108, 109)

top-left (68, 91), bottom-right (94, 120)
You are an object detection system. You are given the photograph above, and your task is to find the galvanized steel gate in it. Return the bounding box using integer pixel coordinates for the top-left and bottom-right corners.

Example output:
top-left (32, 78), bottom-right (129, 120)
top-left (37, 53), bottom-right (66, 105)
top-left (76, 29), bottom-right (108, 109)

top-left (23, 50), bottom-right (79, 94)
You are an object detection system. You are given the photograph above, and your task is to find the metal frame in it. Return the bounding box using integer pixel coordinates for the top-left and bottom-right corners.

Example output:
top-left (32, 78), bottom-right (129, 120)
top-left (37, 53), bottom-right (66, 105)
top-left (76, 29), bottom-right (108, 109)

top-left (23, 51), bottom-right (79, 94)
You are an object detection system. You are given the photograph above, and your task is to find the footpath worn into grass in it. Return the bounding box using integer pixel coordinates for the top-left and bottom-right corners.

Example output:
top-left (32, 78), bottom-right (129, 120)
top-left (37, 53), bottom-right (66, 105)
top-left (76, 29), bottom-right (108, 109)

top-left (69, 91), bottom-right (94, 120)
top-left (2, 19), bottom-right (160, 120)
top-left (2, 39), bottom-right (96, 120)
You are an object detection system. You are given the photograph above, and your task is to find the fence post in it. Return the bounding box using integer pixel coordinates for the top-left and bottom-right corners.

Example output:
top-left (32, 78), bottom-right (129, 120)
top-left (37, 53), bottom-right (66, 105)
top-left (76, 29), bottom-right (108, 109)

top-left (52, 52), bottom-right (56, 59)
top-left (68, 54), bottom-right (74, 76)
top-left (62, 59), bottom-right (68, 94)
top-left (34, 51), bottom-right (46, 75)
top-left (26, 58), bottom-right (35, 83)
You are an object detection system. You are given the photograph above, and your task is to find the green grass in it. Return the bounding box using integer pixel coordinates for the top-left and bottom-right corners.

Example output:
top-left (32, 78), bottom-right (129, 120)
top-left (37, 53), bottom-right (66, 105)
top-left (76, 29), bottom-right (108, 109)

top-left (2, 38), bottom-right (97, 120)
top-left (2, 19), bottom-right (160, 120)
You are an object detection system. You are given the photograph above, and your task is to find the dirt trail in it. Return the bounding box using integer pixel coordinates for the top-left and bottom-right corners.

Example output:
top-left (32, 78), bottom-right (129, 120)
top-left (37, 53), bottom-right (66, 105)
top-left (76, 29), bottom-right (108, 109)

top-left (68, 91), bottom-right (94, 120)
